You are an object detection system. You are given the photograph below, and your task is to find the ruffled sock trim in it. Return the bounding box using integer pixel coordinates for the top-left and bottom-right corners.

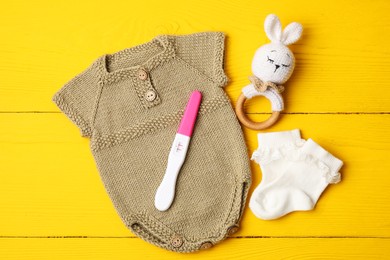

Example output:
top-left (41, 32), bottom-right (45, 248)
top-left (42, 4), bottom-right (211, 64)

top-left (251, 139), bottom-right (341, 184)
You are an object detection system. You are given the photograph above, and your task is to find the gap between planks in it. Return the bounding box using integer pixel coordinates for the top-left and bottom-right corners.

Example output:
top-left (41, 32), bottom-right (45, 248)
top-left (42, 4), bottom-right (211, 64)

top-left (0, 236), bottom-right (389, 239)
top-left (0, 112), bottom-right (389, 114)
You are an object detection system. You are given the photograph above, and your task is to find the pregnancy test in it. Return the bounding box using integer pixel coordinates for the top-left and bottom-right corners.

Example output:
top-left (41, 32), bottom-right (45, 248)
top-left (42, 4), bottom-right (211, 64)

top-left (154, 90), bottom-right (202, 211)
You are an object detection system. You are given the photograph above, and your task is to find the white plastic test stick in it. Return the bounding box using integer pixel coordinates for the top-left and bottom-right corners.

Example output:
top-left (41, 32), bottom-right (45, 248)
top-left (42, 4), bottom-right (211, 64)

top-left (154, 90), bottom-right (202, 211)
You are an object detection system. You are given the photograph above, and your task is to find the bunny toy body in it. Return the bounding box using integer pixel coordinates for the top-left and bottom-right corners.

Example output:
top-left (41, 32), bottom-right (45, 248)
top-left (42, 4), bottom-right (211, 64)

top-left (235, 14), bottom-right (303, 130)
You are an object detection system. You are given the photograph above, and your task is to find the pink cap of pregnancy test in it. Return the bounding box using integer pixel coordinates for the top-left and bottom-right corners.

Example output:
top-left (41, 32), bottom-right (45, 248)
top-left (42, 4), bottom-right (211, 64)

top-left (177, 90), bottom-right (202, 137)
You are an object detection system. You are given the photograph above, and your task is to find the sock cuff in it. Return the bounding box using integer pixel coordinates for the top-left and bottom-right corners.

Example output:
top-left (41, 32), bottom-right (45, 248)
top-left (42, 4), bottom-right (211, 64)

top-left (300, 139), bottom-right (343, 183)
top-left (252, 129), bottom-right (303, 165)
top-left (257, 129), bottom-right (302, 148)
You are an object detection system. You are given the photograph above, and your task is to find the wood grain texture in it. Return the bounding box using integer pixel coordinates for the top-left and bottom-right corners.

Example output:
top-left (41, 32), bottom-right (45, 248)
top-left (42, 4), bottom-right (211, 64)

top-left (0, 0), bottom-right (389, 259)
top-left (0, 238), bottom-right (389, 259)
top-left (0, 0), bottom-right (389, 112)
top-left (0, 114), bottom-right (389, 238)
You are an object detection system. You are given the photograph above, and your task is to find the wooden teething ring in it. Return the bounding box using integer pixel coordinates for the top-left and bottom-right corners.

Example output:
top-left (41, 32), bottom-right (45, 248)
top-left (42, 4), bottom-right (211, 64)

top-left (235, 93), bottom-right (280, 130)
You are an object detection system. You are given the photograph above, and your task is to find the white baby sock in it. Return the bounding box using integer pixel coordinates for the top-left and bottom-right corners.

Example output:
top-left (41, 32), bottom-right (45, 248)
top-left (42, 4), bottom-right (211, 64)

top-left (251, 129), bottom-right (304, 190)
top-left (249, 131), bottom-right (343, 220)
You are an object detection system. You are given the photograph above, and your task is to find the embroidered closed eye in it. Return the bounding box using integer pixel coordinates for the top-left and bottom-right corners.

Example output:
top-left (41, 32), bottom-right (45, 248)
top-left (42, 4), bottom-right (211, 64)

top-left (282, 64), bottom-right (290, 68)
top-left (267, 56), bottom-right (274, 64)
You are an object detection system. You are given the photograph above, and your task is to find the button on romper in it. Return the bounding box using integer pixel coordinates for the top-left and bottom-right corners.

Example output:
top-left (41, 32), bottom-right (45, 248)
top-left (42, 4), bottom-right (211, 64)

top-left (52, 32), bottom-right (252, 252)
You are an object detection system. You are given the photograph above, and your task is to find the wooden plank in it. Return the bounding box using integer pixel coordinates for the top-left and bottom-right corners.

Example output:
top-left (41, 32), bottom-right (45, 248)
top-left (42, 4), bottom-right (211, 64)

top-left (0, 0), bottom-right (389, 112)
top-left (0, 113), bottom-right (389, 237)
top-left (0, 238), bottom-right (389, 259)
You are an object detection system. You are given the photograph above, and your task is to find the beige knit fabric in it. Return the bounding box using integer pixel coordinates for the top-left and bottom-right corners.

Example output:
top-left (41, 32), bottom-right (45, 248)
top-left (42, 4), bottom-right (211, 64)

top-left (52, 32), bottom-right (251, 253)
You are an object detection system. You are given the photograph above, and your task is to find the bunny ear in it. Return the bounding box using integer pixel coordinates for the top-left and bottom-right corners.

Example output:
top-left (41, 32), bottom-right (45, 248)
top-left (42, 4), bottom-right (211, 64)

top-left (264, 14), bottom-right (282, 43)
top-left (281, 22), bottom-right (303, 45)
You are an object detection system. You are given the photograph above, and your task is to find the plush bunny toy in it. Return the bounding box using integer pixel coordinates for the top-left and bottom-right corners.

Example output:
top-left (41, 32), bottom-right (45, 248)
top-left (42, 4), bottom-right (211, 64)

top-left (235, 14), bottom-right (303, 130)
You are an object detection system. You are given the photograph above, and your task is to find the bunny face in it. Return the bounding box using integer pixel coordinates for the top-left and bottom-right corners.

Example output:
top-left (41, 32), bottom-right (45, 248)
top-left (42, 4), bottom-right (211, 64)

top-left (252, 14), bottom-right (303, 85)
top-left (252, 43), bottom-right (295, 84)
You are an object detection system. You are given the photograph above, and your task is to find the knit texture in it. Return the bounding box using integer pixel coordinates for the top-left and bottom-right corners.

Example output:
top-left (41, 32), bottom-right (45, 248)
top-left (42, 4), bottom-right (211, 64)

top-left (52, 32), bottom-right (251, 252)
top-left (242, 85), bottom-right (284, 111)
top-left (239, 14), bottom-right (303, 114)
top-left (251, 14), bottom-right (302, 85)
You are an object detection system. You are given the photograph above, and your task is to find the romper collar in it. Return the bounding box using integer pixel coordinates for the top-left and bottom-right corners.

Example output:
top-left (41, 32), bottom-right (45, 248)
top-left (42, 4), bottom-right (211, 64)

top-left (97, 35), bottom-right (175, 84)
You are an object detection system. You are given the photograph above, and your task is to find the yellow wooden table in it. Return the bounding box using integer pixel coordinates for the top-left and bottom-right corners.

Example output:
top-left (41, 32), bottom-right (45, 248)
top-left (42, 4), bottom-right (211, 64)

top-left (1, 0), bottom-right (389, 259)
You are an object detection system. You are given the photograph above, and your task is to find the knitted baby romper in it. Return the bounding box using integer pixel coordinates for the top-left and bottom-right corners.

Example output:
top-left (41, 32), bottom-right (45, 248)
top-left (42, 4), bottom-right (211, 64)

top-left (52, 32), bottom-right (251, 252)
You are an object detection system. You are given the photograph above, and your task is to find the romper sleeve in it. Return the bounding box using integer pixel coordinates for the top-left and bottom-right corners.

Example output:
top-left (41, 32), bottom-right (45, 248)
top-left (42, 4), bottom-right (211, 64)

top-left (174, 32), bottom-right (229, 87)
top-left (52, 62), bottom-right (101, 137)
